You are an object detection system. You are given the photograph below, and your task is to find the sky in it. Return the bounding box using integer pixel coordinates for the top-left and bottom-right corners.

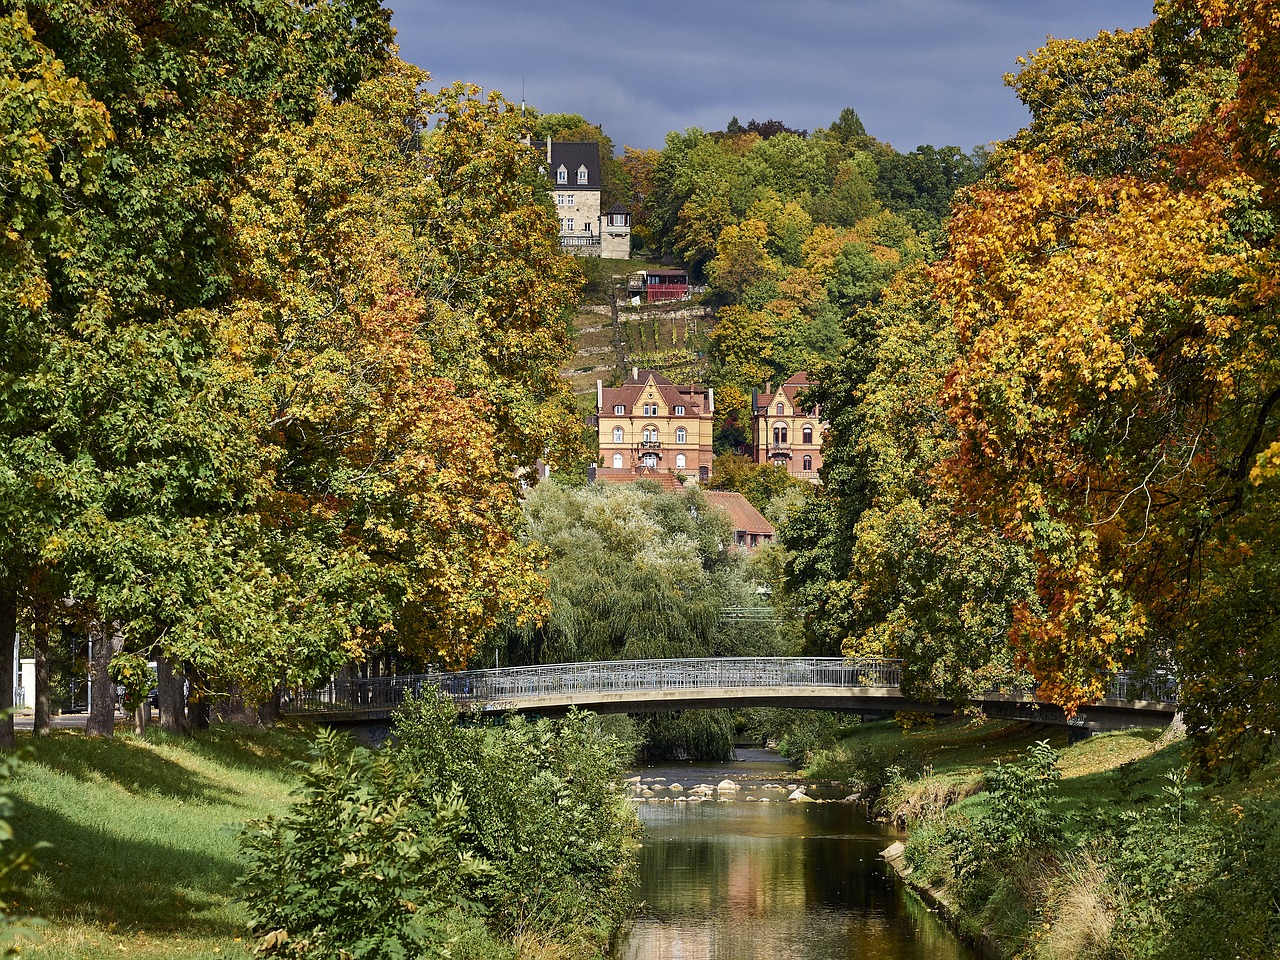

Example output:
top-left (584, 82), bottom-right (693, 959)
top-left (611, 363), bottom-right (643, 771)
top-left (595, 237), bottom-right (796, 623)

top-left (392, 0), bottom-right (1157, 155)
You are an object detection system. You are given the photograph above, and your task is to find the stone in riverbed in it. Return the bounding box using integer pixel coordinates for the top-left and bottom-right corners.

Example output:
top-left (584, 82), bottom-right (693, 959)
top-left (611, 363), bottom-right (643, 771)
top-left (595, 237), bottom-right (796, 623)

top-left (788, 789), bottom-right (815, 802)
top-left (716, 779), bottom-right (739, 792)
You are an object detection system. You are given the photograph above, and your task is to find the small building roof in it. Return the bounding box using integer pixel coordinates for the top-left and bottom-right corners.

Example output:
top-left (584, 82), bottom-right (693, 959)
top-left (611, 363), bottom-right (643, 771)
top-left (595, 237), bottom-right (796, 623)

top-left (757, 371), bottom-right (816, 414)
top-left (703, 491), bottom-right (775, 538)
top-left (549, 142), bottom-right (601, 190)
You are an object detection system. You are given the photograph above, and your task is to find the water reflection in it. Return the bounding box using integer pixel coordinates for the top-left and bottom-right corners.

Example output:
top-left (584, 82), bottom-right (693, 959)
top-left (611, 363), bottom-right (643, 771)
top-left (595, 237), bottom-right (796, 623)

top-left (618, 755), bottom-right (974, 960)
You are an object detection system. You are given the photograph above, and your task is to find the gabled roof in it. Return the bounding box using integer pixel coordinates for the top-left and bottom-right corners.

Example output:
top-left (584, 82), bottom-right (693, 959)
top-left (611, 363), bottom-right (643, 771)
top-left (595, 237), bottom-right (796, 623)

top-left (549, 142), bottom-right (601, 190)
top-left (703, 491), bottom-right (775, 537)
top-left (757, 371), bottom-right (816, 415)
top-left (599, 370), bottom-right (708, 416)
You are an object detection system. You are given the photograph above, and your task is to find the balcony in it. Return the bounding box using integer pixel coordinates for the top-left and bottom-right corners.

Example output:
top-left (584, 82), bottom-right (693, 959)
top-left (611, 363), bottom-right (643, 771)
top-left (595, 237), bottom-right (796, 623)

top-left (768, 444), bottom-right (792, 459)
top-left (639, 440), bottom-right (662, 450)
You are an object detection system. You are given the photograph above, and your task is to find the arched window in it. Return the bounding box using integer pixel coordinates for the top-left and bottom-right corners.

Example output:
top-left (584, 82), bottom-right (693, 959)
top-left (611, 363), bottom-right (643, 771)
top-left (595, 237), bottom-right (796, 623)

top-left (676, 454), bottom-right (687, 469)
top-left (612, 453), bottom-right (623, 468)
top-left (773, 426), bottom-right (781, 445)
top-left (803, 455), bottom-right (813, 471)
top-left (676, 427), bottom-right (687, 443)
top-left (612, 426), bottom-right (624, 443)
top-left (780, 425), bottom-right (788, 444)
top-left (803, 425), bottom-right (813, 444)
top-left (776, 401), bottom-right (784, 414)
top-left (643, 427), bottom-right (658, 443)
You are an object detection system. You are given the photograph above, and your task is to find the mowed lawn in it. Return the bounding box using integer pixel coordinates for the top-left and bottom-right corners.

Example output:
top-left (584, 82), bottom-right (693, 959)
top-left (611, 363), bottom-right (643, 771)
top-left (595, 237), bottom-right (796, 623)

top-left (9, 723), bottom-right (316, 960)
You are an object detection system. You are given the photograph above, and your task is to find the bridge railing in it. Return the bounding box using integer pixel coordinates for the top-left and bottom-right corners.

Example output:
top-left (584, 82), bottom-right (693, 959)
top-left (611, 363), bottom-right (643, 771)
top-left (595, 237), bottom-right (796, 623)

top-left (285, 657), bottom-right (905, 715)
top-left (282, 656), bottom-right (1178, 716)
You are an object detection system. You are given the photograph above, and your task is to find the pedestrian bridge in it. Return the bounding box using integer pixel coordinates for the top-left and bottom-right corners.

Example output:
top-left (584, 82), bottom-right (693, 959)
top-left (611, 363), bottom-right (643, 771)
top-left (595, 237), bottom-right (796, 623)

top-left (284, 657), bottom-right (1180, 732)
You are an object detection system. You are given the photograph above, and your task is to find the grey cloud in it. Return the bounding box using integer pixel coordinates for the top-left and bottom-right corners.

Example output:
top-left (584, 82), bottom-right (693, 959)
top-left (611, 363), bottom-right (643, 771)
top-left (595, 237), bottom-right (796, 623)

top-left (393, 0), bottom-right (1155, 152)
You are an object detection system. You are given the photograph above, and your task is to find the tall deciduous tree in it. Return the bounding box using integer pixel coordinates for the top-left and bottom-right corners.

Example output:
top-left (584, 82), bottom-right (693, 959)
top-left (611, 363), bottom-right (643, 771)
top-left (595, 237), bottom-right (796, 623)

top-left (0, 0), bottom-right (394, 740)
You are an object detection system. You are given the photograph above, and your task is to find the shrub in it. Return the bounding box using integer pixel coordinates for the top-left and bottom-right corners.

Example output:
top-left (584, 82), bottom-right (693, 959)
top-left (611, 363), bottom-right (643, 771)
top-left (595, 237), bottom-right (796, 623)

top-left (239, 699), bottom-right (640, 959)
top-left (238, 729), bottom-right (492, 959)
top-left (392, 695), bottom-right (640, 949)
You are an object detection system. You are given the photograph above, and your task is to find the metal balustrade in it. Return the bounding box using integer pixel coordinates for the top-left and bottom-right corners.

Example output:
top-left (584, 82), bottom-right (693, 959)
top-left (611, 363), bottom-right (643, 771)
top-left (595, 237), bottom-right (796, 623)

top-left (283, 656), bottom-right (1178, 718)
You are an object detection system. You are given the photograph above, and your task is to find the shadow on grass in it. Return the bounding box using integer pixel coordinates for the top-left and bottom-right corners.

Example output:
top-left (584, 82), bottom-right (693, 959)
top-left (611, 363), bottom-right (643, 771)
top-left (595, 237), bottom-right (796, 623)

top-left (22, 732), bottom-right (237, 805)
top-left (13, 801), bottom-right (245, 936)
top-left (168, 722), bottom-right (318, 780)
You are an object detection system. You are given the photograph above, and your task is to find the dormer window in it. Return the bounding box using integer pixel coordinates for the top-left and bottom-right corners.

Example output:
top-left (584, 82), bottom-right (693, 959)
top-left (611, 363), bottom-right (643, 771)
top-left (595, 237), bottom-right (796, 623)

top-left (674, 405), bottom-right (684, 415)
top-left (556, 165), bottom-right (568, 184)
top-left (613, 404), bottom-right (625, 415)
top-left (577, 165), bottom-right (588, 184)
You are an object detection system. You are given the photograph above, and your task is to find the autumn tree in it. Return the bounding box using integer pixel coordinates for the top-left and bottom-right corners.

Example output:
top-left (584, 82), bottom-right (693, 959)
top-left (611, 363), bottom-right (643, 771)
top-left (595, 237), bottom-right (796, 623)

top-left (780, 269), bottom-right (1033, 697)
top-left (228, 64), bottom-right (582, 676)
top-left (938, 1), bottom-right (1280, 769)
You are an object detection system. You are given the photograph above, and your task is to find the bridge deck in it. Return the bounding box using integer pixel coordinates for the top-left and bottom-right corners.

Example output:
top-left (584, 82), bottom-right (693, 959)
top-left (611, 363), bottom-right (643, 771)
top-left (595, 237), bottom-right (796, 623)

top-left (284, 657), bottom-right (1178, 732)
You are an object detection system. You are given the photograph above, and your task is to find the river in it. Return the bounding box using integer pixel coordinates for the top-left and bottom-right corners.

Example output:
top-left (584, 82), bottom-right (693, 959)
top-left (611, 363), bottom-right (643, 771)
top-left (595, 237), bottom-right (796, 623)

top-left (616, 750), bottom-right (976, 960)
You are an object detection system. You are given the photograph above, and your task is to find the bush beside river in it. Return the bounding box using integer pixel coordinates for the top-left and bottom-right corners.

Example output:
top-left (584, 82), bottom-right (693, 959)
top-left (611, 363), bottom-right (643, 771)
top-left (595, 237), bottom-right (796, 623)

top-left (8, 703), bottom-right (639, 960)
top-left (805, 717), bottom-right (1280, 960)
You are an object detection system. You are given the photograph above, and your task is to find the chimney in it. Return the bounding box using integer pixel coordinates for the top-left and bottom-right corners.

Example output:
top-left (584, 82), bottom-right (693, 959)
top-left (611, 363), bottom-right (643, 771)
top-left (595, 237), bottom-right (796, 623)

top-left (707, 387), bottom-right (715, 414)
top-left (546, 136), bottom-right (552, 165)
top-left (632, 366), bottom-right (638, 381)
top-left (596, 379), bottom-right (603, 411)
top-left (751, 387), bottom-right (758, 413)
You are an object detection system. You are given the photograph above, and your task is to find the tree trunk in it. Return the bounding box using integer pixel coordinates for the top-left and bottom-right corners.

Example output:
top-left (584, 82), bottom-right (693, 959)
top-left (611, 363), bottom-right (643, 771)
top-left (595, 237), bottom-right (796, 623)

top-left (188, 668), bottom-right (210, 732)
top-left (133, 702), bottom-right (149, 737)
top-left (32, 611), bottom-right (51, 737)
top-left (256, 684), bottom-right (282, 727)
top-left (86, 621), bottom-right (121, 738)
top-left (0, 584), bottom-right (16, 751)
top-left (155, 654), bottom-right (190, 736)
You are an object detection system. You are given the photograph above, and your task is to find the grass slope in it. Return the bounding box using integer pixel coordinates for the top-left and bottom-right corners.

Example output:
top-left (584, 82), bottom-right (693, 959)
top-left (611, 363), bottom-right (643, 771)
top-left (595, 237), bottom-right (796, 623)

top-left (811, 717), bottom-right (1279, 960)
top-left (10, 723), bottom-right (315, 960)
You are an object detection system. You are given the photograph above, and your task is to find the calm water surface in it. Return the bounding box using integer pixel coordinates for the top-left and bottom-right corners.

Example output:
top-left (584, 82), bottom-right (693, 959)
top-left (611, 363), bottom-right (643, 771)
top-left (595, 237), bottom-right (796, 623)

top-left (616, 751), bottom-right (975, 960)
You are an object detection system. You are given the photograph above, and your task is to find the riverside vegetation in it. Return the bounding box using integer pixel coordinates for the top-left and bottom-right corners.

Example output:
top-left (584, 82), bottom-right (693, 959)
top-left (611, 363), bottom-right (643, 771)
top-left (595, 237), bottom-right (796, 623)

top-left (806, 717), bottom-right (1280, 960)
top-left (6, 704), bottom-right (639, 960)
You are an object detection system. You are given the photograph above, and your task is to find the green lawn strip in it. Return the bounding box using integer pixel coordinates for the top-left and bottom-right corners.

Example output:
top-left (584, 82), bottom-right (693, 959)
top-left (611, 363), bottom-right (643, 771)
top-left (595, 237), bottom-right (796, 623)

top-left (11, 723), bottom-right (316, 959)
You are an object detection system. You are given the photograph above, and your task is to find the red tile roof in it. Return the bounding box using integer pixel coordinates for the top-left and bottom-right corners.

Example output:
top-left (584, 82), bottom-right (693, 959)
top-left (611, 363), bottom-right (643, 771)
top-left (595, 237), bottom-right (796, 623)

top-left (703, 491), bottom-right (775, 537)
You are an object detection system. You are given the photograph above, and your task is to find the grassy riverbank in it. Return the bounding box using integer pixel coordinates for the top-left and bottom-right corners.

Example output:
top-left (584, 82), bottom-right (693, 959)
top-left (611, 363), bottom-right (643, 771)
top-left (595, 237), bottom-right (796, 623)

top-left (9, 723), bottom-right (313, 959)
top-left (807, 717), bottom-right (1280, 960)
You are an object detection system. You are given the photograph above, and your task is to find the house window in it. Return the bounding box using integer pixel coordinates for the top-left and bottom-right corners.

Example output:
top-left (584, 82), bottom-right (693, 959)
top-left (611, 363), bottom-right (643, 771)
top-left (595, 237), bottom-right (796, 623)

top-left (776, 401), bottom-right (784, 414)
top-left (612, 453), bottom-right (623, 468)
top-left (676, 454), bottom-right (686, 469)
top-left (614, 405), bottom-right (625, 415)
top-left (557, 165), bottom-right (567, 184)
top-left (577, 165), bottom-right (588, 184)
top-left (612, 426), bottom-right (624, 442)
top-left (556, 194), bottom-right (565, 206)
top-left (643, 427), bottom-right (658, 443)
top-left (803, 425), bottom-right (813, 444)
top-left (565, 218), bottom-right (574, 231)
top-left (676, 427), bottom-right (687, 443)
top-left (674, 405), bottom-right (684, 415)
top-left (566, 194), bottom-right (574, 206)
top-left (643, 403), bottom-right (657, 416)
top-left (773, 424), bottom-right (788, 444)
top-left (803, 455), bottom-right (813, 471)
top-left (642, 453), bottom-right (657, 468)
